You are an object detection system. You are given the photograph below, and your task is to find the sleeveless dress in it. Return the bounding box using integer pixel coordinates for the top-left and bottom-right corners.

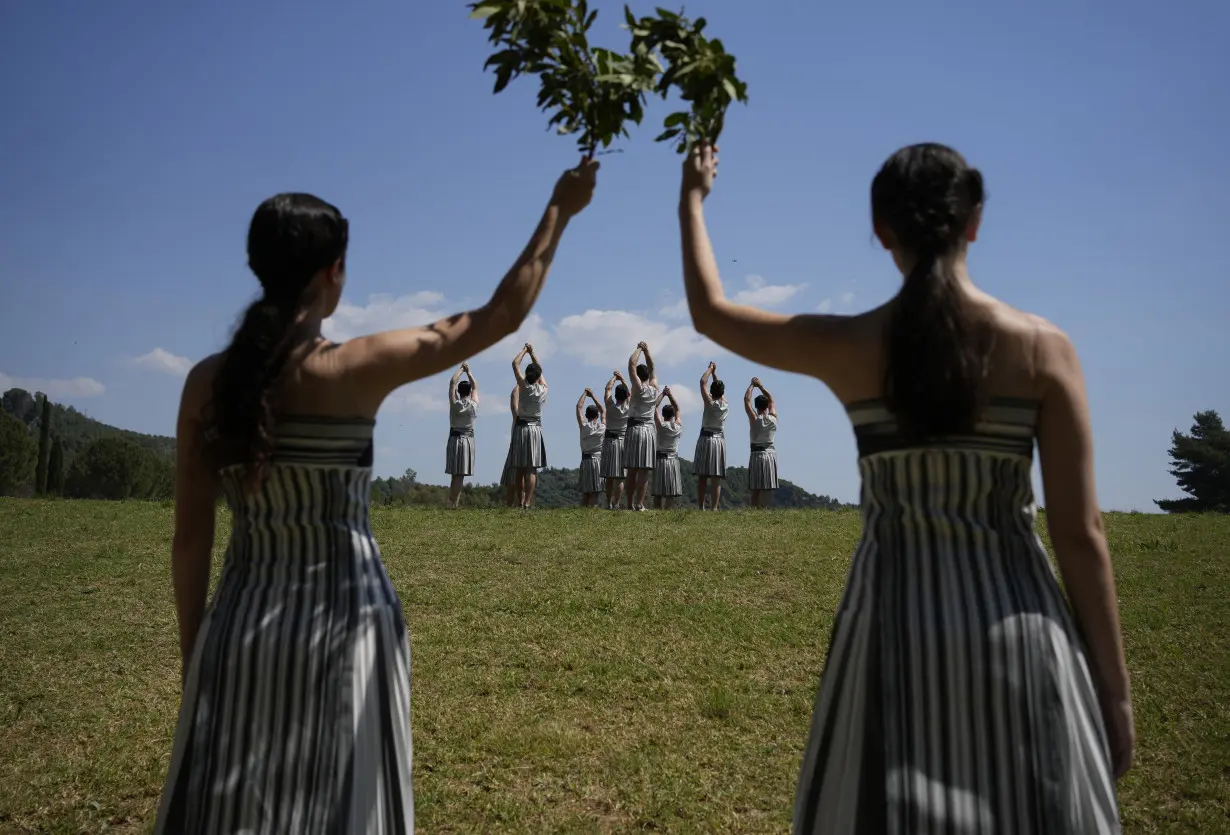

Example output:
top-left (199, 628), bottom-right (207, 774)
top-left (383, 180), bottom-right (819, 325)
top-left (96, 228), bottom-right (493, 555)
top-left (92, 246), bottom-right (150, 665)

top-left (156, 416), bottom-right (414, 835)
top-left (793, 397), bottom-right (1119, 834)
top-left (445, 395), bottom-right (477, 476)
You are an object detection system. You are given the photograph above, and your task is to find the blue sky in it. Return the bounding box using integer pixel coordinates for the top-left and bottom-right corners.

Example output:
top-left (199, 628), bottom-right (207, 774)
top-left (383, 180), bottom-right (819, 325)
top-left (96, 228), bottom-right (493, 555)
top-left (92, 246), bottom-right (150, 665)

top-left (1, 0), bottom-right (1226, 510)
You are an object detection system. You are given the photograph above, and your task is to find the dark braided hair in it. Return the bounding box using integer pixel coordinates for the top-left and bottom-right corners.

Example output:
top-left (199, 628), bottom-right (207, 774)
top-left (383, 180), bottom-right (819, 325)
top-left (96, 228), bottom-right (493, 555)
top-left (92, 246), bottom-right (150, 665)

top-left (872, 143), bottom-right (988, 441)
top-left (208, 193), bottom-right (349, 488)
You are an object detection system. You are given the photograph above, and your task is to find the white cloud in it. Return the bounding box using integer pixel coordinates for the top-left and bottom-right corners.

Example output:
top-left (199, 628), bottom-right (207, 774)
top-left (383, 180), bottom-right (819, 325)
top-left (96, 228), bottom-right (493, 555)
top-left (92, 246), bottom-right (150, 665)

top-left (323, 290), bottom-right (448, 342)
top-left (132, 348), bottom-right (193, 376)
top-left (388, 382), bottom-right (448, 414)
top-left (840, 292), bottom-right (856, 307)
top-left (0, 372), bottom-right (105, 398)
top-left (554, 309), bottom-right (718, 368)
top-left (661, 383), bottom-right (700, 416)
top-left (732, 274), bottom-right (806, 308)
top-left (658, 298), bottom-right (689, 320)
top-left (816, 298), bottom-right (832, 313)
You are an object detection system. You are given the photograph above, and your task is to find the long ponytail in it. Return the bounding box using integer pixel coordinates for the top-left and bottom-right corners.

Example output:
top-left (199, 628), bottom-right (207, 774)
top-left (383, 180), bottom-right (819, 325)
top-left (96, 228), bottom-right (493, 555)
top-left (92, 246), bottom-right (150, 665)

top-left (872, 144), bottom-right (987, 441)
top-left (206, 193), bottom-right (349, 488)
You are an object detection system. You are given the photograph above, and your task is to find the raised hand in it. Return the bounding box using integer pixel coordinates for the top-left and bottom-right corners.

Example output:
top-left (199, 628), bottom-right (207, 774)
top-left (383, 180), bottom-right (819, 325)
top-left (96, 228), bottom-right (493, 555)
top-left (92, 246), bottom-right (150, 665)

top-left (637, 341), bottom-right (648, 350)
top-left (682, 141), bottom-right (719, 202)
top-left (551, 157), bottom-right (600, 217)
top-left (752, 377), bottom-right (761, 387)
top-left (461, 363), bottom-right (470, 373)
top-left (584, 387), bottom-right (593, 396)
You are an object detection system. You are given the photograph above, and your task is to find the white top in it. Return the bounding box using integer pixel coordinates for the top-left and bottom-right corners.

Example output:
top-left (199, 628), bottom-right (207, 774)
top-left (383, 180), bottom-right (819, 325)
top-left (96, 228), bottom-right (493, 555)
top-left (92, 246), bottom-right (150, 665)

top-left (629, 384), bottom-right (659, 420)
top-left (750, 413), bottom-right (778, 446)
top-left (579, 419), bottom-right (605, 454)
top-left (450, 396), bottom-right (478, 430)
top-left (517, 382), bottom-right (547, 420)
top-left (657, 419), bottom-right (682, 454)
top-left (701, 400), bottom-right (729, 432)
top-left (605, 397), bottom-right (630, 432)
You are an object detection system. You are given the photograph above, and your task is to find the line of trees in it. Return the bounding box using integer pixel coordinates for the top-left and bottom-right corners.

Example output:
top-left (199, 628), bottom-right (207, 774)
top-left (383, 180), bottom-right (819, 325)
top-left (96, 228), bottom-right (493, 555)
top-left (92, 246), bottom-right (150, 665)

top-left (0, 390), bottom-right (174, 500)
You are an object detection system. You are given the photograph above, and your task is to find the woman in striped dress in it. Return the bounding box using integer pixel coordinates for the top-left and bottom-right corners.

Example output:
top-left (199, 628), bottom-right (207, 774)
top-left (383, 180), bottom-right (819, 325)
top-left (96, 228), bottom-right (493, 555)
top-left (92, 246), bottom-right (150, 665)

top-left (500, 384), bottom-right (518, 506)
top-left (445, 363), bottom-right (478, 508)
top-left (576, 387), bottom-right (605, 506)
top-left (511, 342), bottom-right (548, 508)
top-left (159, 159), bottom-right (599, 834)
top-left (652, 386), bottom-right (684, 509)
top-left (623, 341), bottom-right (660, 511)
top-left (601, 371), bottom-right (630, 509)
top-left (744, 377), bottom-right (779, 508)
top-left (677, 142), bottom-right (1131, 833)
top-left (694, 361), bottom-right (729, 510)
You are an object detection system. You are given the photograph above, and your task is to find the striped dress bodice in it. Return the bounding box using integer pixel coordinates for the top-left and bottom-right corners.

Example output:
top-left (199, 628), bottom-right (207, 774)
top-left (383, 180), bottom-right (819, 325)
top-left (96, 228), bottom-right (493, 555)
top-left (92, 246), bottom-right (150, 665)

top-left (793, 396), bottom-right (1120, 834)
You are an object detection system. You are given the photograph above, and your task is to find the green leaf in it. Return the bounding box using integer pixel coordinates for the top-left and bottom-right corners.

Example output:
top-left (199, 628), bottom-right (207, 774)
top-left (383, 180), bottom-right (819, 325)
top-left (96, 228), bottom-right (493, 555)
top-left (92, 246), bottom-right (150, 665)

top-left (469, 3), bottom-right (502, 20)
top-left (663, 111), bottom-right (687, 127)
top-left (721, 77), bottom-right (738, 101)
top-left (655, 127), bottom-right (683, 142)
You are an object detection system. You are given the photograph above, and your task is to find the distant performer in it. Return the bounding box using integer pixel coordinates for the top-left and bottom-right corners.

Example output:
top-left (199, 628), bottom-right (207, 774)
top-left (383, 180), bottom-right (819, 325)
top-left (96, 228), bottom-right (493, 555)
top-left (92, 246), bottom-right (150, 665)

top-left (745, 377), bottom-right (779, 508)
top-left (652, 387), bottom-right (684, 509)
top-left (445, 363), bottom-right (478, 508)
top-left (511, 343), bottom-right (548, 509)
top-left (694, 361), bottom-right (729, 510)
top-left (601, 370), bottom-right (630, 509)
top-left (499, 384), bottom-right (518, 507)
top-left (576, 388), bottom-right (606, 507)
top-left (623, 341), bottom-right (660, 511)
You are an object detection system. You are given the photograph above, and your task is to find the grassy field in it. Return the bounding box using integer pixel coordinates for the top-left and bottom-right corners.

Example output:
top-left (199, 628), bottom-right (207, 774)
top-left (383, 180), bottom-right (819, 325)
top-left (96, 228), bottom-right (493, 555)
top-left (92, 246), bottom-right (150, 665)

top-left (0, 501), bottom-right (1226, 834)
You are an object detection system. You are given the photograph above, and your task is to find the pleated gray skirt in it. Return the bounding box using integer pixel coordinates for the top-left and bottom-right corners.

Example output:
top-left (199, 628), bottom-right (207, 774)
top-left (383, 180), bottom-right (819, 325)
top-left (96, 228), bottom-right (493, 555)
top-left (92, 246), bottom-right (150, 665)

top-left (511, 419), bottom-right (547, 469)
top-left (600, 432), bottom-right (626, 479)
top-left (624, 420), bottom-right (656, 470)
top-left (749, 447), bottom-right (779, 491)
top-left (693, 431), bottom-right (727, 478)
top-left (653, 453), bottom-right (683, 497)
top-left (578, 453), bottom-right (604, 494)
top-left (445, 431), bottom-right (474, 476)
top-left (499, 443), bottom-right (515, 488)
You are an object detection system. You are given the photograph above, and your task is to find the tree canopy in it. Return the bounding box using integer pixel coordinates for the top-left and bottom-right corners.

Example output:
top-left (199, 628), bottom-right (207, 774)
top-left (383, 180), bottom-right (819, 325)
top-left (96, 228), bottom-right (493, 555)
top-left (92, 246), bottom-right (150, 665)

top-left (1155, 410), bottom-right (1229, 514)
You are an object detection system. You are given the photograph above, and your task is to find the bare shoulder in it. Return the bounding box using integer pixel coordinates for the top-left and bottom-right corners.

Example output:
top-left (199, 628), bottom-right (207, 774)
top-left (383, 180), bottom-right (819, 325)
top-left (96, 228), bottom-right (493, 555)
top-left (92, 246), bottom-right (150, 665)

top-left (182, 352), bottom-right (224, 417)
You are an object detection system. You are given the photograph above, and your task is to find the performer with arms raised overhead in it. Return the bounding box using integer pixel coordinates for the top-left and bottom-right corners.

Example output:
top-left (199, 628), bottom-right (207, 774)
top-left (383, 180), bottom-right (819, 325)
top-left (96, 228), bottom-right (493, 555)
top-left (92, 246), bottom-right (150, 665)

top-left (652, 386), bottom-right (684, 509)
top-left (694, 361), bottom-right (729, 510)
top-left (601, 370), bottom-right (630, 509)
top-left (622, 342), bottom-right (660, 511)
top-left (744, 377), bottom-right (779, 508)
top-left (678, 141), bottom-right (1130, 833)
top-left (576, 387), bottom-right (606, 507)
top-left (510, 342), bottom-right (549, 509)
top-left (444, 363), bottom-right (478, 508)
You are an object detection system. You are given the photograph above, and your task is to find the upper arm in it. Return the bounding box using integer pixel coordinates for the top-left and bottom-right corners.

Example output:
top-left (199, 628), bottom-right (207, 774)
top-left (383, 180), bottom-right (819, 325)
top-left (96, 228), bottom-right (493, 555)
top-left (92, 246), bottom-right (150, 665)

top-left (1036, 327), bottom-right (1104, 543)
top-left (174, 361), bottom-right (219, 550)
top-left (346, 304), bottom-right (521, 405)
top-left (701, 381), bottom-right (714, 407)
top-left (695, 302), bottom-right (861, 384)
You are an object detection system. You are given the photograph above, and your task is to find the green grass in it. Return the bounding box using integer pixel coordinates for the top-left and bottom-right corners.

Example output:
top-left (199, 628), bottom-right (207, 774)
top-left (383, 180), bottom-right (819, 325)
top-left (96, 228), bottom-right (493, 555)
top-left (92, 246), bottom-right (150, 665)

top-left (0, 501), bottom-right (1227, 833)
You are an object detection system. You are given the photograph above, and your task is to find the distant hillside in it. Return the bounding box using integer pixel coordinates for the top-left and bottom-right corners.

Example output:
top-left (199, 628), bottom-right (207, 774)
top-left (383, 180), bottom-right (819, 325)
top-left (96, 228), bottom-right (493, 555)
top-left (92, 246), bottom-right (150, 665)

top-left (1, 388), bottom-right (176, 470)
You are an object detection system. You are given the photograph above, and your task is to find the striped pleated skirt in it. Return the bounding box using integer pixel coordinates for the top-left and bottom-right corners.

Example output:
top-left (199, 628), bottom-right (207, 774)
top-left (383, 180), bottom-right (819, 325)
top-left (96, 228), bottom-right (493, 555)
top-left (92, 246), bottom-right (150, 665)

top-left (624, 419), bottom-right (656, 469)
top-left (578, 452), bottom-right (604, 494)
top-left (445, 429), bottom-right (474, 475)
top-left (693, 430), bottom-right (727, 477)
top-left (600, 431), bottom-right (626, 479)
top-left (511, 418), bottom-right (547, 469)
top-left (749, 444), bottom-right (779, 490)
top-left (499, 442), bottom-right (515, 487)
top-left (652, 452), bottom-right (683, 496)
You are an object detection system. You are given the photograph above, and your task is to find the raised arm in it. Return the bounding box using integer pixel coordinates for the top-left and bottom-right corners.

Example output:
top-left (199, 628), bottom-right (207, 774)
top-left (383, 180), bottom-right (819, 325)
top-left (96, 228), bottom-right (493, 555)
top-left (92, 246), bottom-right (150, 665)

top-left (642, 342), bottom-right (657, 385)
top-left (527, 344), bottom-right (546, 388)
top-left (576, 390), bottom-right (587, 427)
top-left (590, 389), bottom-right (605, 422)
top-left (744, 380), bottom-right (757, 420)
top-left (605, 374), bottom-right (617, 404)
top-left (463, 362), bottom-right (478, 403)
top-left (628, 345), bottom-right (643, 391)
top-left (512, 345), bottom-right (529, 386)
top-left (449, 365), bottom-right (463, 401)
top-left (654, 386), bottom-right (668, 427)
top-left (1036, 326), bottom-right (1133, 778)
top-left (345, 159), bottom-right (598, 407)
top-left (756, 378), bottom-right (777, 417)
top-left (700, 361), bottom-right (715, 406)
top-left (679, 144), bottom-right (857, 386)
top-left (667, 387), bottom-right (681, 425)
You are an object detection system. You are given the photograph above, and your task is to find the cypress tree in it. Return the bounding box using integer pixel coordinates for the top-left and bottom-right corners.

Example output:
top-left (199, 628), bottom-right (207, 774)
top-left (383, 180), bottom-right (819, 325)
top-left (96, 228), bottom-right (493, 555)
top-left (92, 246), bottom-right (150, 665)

top-left (47, 436), bottom-right (65, 495)
top-left (35, 394), bottom-right (51, 494)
